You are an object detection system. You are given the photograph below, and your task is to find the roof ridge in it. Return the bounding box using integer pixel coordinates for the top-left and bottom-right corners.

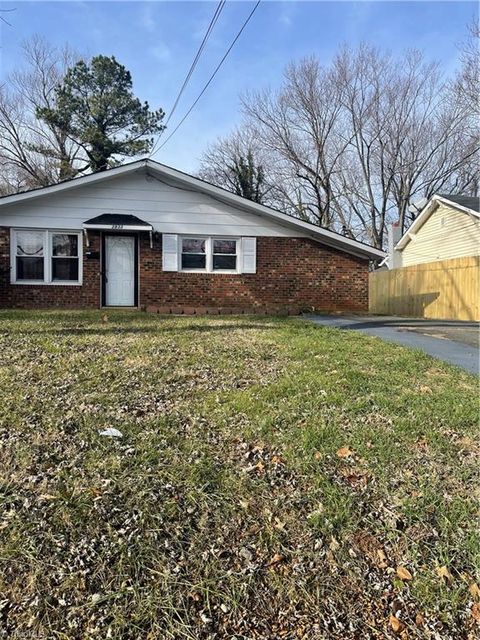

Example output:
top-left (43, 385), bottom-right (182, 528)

top-left (0, 158), bottom-right (385, 260)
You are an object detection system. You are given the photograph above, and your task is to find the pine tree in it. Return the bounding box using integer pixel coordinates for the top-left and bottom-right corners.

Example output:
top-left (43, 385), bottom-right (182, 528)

top-left (37, 55), bottom-right (164, 172)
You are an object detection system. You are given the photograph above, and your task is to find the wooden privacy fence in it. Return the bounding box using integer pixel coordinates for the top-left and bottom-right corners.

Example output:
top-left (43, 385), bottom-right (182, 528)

top-left (369, 256), bottom-right (480, 321)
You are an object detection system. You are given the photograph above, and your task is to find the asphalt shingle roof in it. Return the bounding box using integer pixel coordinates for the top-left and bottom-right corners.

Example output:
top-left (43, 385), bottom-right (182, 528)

top-left (439, 194), bottom-right (480, 213)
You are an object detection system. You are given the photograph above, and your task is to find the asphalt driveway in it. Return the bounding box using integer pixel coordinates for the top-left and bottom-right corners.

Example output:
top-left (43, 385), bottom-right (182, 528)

top-left (305, 314), bottom-right (480, 375)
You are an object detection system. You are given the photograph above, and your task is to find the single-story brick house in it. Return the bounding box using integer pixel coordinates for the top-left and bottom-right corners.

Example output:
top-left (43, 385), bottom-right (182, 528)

top-left (0, 159), bottom-right (385, 313)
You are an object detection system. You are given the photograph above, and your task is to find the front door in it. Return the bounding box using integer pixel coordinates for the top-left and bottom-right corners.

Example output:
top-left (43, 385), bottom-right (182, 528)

top-left (104, 235), bottom-right (137, 306)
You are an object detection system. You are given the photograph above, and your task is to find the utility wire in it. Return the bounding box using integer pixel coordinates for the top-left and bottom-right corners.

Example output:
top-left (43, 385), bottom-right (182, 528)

top-left (156, 0), bottom-right (261, 152)
top-left (150, 0), bottom-right (226, 157)
top-left (165, 0), bottom-right (226, 128)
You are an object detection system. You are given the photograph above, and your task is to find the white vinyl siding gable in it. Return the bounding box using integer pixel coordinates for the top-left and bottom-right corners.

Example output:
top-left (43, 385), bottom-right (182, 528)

top-left (0, 173), bottom-right (309, 238)
top-left (401, 203), bottom-right (480, 267)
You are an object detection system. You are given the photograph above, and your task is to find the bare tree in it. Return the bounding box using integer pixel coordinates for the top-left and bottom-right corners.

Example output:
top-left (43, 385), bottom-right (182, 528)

top-left (453, 19), bottom-right (480, 115)
top-left (440, 20), bottom-right (480, 199)
top-left (0, 36), bottom-right (87, 194)
top-left (331, 45), bottom-right (400, 246)
top-left (241, 58), bottom-right (351, 228)
top-left (201, 38), bottom-right (479, 248)
top-left (335, 46), bottom-right (478, 237)
top-left (198, 127), bottom-right (272, 204)
top-left (386, 51), bottom-right (478, 230)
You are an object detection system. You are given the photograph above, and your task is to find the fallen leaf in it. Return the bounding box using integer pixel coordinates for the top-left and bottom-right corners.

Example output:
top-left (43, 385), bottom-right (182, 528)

top-left (314, 451), bottom-right (322, 460)
top-left (267, 552), bottom-right (284, 566)
top-left (336, 446), bottom-right (353, 458)
top-left (472, 603), bottom-right (480, 623)
top-left (469, 582), bottom-right (480, 600)
top-left (437, 565), bottom-right (453, 582)
top-left (339, 468), bottom-right (369, 489)
top-left (329, 537), bottom-right (340, 552)
top-left (246, 524), bottom-right (260, 536)
top-left (415, 612), bottom-right (425, 627)
top-left (396, 566), bottom-right (413, 581)
top-left (389, 614), bottom-right (405, 633)
top-left (376, 549), bottom-right (388, 569)
top-left (188, 591), bottom-right (201, 602)
top-left (416, 437), bottom-right (429, 451)
top-left (273, 517), bottom-right (286, 531)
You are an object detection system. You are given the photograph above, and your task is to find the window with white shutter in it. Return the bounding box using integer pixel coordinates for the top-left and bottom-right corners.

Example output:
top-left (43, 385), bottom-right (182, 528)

top-left (241, 237), bottom-right (257, 274)
top-left (162, 234), bottom-right (179, 271)
top-left (168, 235), bottom-right (257, 274)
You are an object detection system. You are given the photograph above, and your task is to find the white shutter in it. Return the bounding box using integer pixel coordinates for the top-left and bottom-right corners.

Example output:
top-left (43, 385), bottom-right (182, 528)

top-left (241, 237), bottom-right (256, 274)
top-left (162, 234), bottom-right (178, 271)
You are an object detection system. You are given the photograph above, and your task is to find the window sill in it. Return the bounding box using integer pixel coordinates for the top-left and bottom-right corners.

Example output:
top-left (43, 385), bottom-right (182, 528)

top-left (12, 281), bottom-right (83, 286)
top-left (179, 270), bottom-right (240, 275)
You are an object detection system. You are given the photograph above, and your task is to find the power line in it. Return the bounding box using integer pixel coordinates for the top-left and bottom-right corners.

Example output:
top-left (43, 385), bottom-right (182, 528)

top-left (156, 0), bottom-right (261, 153)
top-left (149, 0), bottom-right (226, 158)
top-left (164, 0), bottom-right (226, 129)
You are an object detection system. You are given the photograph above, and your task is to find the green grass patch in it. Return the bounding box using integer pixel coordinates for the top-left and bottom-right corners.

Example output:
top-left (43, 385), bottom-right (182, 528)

top-left (0, 310), bottom-right (478, 638)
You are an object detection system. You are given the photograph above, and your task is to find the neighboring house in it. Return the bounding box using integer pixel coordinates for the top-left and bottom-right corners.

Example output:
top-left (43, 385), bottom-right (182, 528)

top-left (370, 194), bottom-right (480, 321)
top-left (0, 159), bottom-right (384, 313)
top-left (389, 194), bottom-right (480, 269)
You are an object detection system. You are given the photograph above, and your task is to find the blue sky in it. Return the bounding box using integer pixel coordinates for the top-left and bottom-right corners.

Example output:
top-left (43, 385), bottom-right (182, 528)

top-left (0, 1), bottom-right (477, 171)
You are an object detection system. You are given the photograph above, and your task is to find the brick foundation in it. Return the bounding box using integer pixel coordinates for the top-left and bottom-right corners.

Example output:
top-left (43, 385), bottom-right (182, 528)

top-left (0, 228), bottom-right (368, 313)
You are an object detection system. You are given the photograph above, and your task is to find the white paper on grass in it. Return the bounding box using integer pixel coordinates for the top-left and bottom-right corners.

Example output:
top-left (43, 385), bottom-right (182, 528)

top-left (99, 428), bottom-right (123, 438)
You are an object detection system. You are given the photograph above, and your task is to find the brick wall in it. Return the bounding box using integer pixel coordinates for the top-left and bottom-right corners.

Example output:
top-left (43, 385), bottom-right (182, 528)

top-left (0, 228), bottom-right (369, 313)
top-left (141, 235), bottom-right (368, 314)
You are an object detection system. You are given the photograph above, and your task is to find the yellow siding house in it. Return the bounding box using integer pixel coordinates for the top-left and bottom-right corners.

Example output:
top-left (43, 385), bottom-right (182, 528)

top-left (395, 195), bottom-right (480, 267)
top-left (370, 195), bottom-right (480, 321)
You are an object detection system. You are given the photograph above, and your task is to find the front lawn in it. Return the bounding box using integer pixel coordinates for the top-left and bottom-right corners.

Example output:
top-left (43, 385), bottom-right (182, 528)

top-left (0, 311), bottom-right (478, 639)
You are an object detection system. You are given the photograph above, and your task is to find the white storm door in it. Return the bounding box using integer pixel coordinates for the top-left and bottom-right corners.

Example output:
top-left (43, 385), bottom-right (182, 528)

top-left (105, 235), bottom-right (136, 306)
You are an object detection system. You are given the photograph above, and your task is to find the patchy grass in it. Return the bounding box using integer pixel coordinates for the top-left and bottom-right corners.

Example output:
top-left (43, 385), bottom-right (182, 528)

top-left (0, 311), bottom-right (478, 639)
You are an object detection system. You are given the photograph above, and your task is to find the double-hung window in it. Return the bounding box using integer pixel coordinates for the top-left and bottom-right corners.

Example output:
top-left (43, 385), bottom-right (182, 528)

top-left (12, 229), bottom-right (82, 284)
top-left (181, 238), bottom-right (207, 270)
top-left (15, 230), bottom-right (45, 281)
top-left (51, 233), bottom-right (79, 281)
top-left (212, 239), bottom-right (237, 271)
top-left (180, 237), bottom-right (239, 272)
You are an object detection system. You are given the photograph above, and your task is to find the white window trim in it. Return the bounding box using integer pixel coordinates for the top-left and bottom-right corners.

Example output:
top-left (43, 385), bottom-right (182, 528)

top-left (179, 236), bottom-right (241, 274)
top-left (11, 228), bottom-right (83, 286)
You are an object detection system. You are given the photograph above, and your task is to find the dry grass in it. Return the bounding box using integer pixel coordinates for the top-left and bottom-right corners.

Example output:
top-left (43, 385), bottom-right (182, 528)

top-left (0, 311), bottom-right (478, 639)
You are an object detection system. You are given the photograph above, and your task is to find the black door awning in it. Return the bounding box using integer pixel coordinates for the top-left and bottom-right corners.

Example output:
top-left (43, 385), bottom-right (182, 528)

top-left (83, 214), bottom-right (153, 231)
